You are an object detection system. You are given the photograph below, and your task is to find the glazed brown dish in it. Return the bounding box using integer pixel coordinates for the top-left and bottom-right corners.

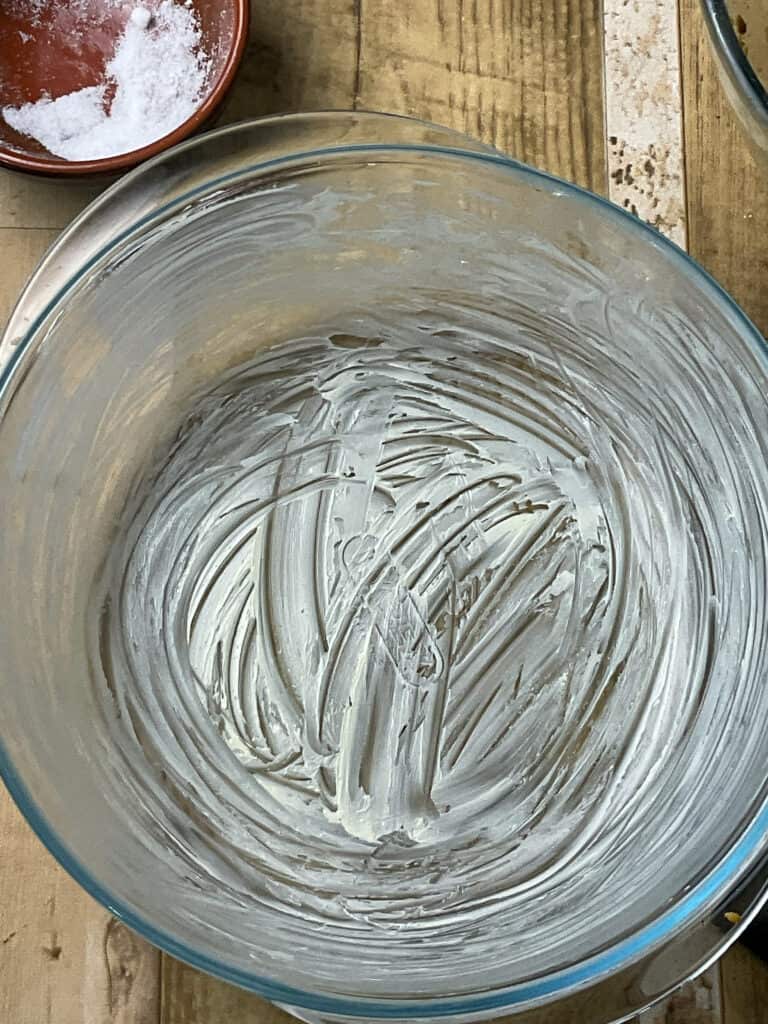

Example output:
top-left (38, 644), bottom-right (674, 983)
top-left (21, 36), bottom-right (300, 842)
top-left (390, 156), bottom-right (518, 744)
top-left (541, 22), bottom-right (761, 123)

top-left (0, 0), bottom-right (249, 177)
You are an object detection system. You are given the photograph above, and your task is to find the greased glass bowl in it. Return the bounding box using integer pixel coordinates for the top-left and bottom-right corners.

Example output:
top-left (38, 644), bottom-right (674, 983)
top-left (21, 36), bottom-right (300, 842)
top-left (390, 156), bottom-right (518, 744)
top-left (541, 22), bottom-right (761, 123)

top-left (2, 113), bottom-right (768, 1024)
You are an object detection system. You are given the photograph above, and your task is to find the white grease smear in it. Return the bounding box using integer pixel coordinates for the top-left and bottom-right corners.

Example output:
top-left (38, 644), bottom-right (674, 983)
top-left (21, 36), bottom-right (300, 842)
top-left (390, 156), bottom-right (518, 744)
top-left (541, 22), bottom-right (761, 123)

top-left (44, 168), bottom-right (768, 999)
top-left (100, 325), bottom-right (705, 875)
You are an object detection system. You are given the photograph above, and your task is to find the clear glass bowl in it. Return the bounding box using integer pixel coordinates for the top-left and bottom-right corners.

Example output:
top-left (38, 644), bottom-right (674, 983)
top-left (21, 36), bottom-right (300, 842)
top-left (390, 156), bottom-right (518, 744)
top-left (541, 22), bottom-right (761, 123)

top-left (701, 0), bottom-right (768, 157)
top-left (2, 113), bottom-right (768, 1024)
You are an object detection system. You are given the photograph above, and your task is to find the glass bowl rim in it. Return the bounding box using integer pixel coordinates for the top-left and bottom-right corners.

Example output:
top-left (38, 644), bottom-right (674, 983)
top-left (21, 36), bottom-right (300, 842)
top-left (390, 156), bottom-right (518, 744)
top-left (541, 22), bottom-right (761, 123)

top-left (1, 111), bottom-right (768, 1018)
top-left (701, 0), bottom-right (768, 139)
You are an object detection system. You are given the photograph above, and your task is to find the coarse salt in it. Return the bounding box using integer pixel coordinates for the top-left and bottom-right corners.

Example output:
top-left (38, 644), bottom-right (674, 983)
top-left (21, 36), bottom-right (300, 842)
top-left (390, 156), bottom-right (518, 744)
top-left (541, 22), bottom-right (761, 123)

top-left (4, 0), bottom-right (121, 30)
top-left (2, 1), bottom-right (211, 161)
top-left (129, 6), bottom-right (153, 30)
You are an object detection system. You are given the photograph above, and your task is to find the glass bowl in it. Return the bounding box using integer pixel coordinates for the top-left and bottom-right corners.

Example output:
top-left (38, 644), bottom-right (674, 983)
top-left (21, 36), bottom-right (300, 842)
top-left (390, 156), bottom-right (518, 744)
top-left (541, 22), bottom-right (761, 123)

top-left (2, 113), bottom-right (768, 1024)
top-left (701, 0), bottom-right (768, 158)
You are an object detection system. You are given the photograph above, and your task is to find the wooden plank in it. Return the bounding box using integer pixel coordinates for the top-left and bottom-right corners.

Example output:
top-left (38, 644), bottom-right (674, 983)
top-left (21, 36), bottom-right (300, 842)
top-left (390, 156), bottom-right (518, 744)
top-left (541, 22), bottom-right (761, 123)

top-left (162, 959), bottom-right (295, 1024)
top-left (0, 172), bottom-right (101, 230)
top-left (0, 227), bottom-right (59, 324)
top-left (0, 787), bottom-right (160, 1024)
top-left (219, 0), bottom-right (362, 124)
top-left (603, 0), bottom-right (687, 246)
top-left (353, 0), bottom-right (607, 192)
top-left (680, 0), bottom-right (768, 339)
top-left (637, 971), bottom-right (722, 1023)
top-left (721, 944), bottom-right (768, 1024)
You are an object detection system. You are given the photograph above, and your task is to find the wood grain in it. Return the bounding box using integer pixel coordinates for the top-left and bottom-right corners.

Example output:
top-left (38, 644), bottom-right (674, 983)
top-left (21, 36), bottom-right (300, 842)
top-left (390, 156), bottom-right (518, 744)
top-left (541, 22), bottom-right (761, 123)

top-left (680, 0), bottom-right (768, 338)
top-left (353, 0), bottom-right (607, 191)
top-left (218, 0), bottom-right (360, 123)
top-left (0, 791), bottom-right (160, 1024)
top-left (721, 945), bottom-right (768, 1024)
top-left (162, 958), bottom-right (294, 1024)
top-left (0, 173), bottom-right (101, 230)
top-left (0, 227), bottom-right (59, 322)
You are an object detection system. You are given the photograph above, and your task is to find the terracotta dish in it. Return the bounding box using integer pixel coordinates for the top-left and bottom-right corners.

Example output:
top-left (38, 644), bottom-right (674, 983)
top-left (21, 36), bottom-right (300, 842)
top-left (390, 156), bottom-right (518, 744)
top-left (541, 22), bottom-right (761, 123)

top-left (0, 0), bottom-right (249, 177)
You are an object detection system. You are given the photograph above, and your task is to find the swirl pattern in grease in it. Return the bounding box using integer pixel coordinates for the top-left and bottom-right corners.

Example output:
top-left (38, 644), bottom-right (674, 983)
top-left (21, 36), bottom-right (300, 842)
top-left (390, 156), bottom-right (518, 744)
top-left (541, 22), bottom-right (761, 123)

top-left (93, 287), bottom-right (768, 991)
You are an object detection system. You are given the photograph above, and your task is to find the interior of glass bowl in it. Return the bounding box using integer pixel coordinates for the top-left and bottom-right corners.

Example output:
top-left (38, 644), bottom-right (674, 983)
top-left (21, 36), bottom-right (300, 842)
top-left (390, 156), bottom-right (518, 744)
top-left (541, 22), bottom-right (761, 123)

top-left (2, 145), bottom-right (768, 1014)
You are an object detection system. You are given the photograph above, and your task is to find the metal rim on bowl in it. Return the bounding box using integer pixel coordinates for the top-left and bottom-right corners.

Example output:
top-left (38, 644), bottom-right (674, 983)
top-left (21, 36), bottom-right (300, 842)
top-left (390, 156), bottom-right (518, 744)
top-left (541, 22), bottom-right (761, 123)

top-left (0, 0), bottom-right (250, 177)
top-left (1, 112), bottom-right (768, 1023)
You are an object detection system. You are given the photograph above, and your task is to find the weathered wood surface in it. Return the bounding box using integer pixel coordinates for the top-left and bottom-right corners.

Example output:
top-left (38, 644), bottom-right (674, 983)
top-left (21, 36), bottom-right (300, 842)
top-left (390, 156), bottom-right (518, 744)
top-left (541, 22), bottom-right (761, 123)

top-left (2, 0), bottom-right (768, 1020)
top-left (680, 0), bottom-right (768, 338)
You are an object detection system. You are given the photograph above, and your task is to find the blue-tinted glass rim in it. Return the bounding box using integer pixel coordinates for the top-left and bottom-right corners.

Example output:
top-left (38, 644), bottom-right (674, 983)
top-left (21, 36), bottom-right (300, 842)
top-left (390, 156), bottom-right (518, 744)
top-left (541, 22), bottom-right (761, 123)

top-left (1, 129), bottom-right (768, 1017)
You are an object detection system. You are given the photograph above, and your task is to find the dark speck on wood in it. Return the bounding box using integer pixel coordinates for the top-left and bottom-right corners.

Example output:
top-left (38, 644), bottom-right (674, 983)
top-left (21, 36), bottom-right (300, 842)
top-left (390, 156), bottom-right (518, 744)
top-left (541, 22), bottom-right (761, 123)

top-left (42, 940), bottom-right (62, 961)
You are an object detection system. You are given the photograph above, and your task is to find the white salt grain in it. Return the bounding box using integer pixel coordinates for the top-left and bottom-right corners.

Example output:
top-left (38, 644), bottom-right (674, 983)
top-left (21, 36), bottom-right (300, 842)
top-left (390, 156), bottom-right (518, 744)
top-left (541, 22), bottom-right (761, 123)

top-left (2, 1), bottom-right (210, 161)
top-left (129, 6), bottom-right (153, 30)
top-left (5, 0), bottom-right (119, 31)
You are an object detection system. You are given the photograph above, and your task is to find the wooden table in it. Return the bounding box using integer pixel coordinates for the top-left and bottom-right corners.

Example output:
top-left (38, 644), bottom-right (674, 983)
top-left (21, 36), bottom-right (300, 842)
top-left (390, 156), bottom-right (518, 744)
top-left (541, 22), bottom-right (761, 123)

top-left (1, 0), bottom-right (767, 1021)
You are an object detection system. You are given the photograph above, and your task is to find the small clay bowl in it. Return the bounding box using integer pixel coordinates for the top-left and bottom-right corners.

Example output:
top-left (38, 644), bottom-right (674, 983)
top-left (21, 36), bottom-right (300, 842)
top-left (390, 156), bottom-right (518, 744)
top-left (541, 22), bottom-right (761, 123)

top-left (0, 0), bottom-right (249, 177)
